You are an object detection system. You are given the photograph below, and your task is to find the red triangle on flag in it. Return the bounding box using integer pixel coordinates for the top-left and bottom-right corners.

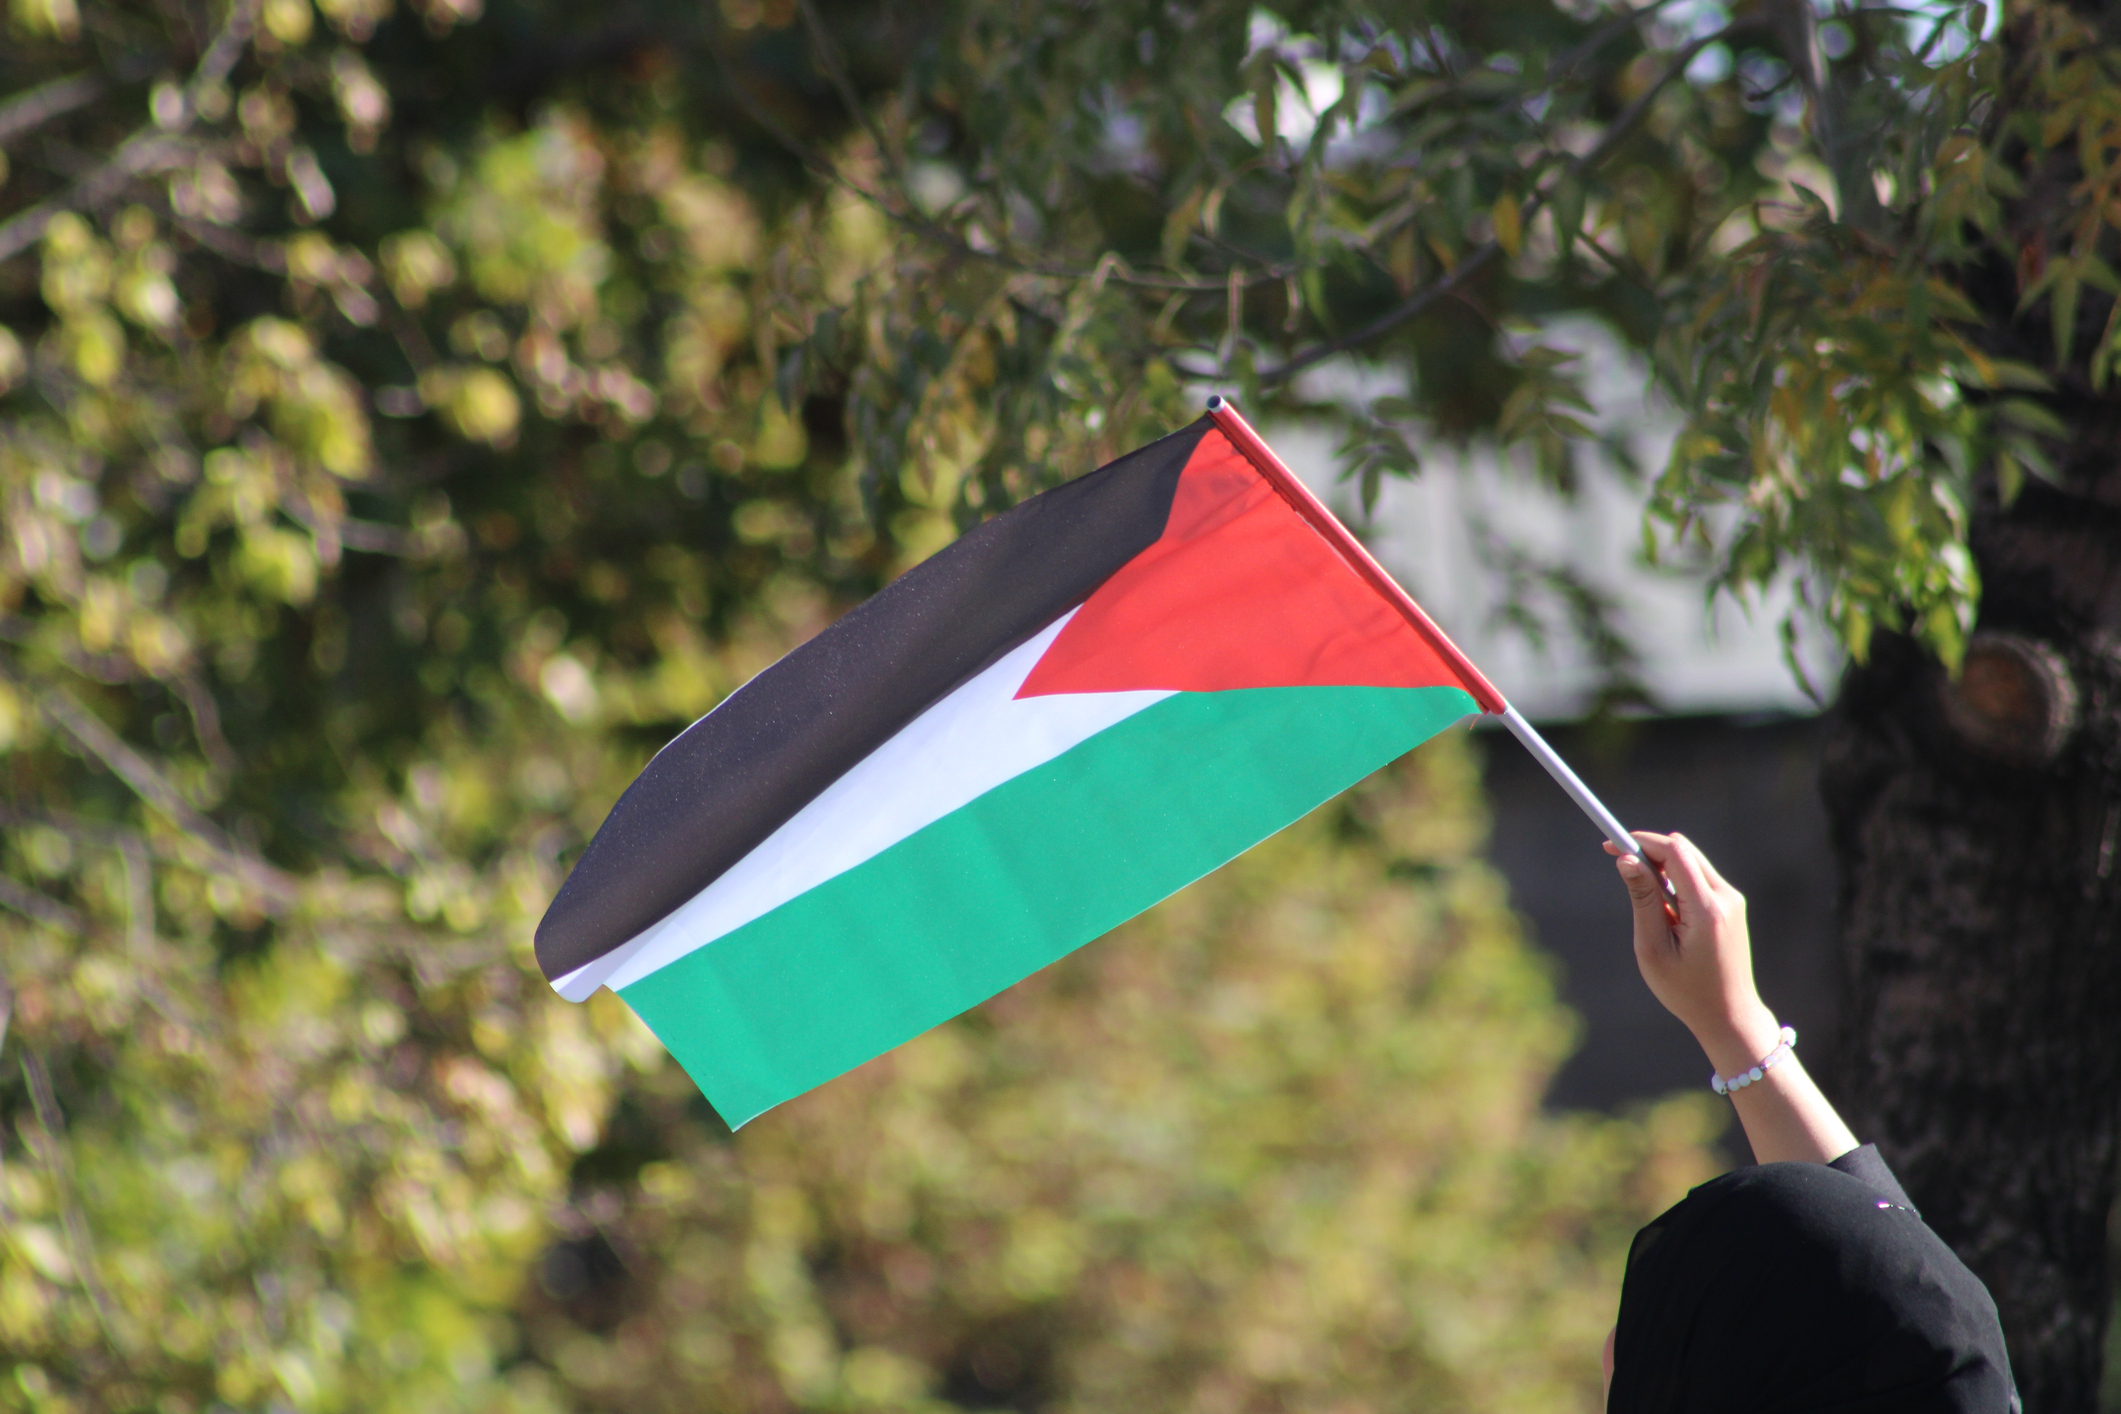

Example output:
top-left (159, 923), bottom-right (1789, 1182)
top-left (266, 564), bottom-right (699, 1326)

top-left (1017, 432), bottom-right (1472, 699)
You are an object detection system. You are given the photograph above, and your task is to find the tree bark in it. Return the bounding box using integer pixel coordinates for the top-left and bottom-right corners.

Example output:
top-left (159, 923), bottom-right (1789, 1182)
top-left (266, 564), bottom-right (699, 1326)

top-left (1823, 478), bottom-right (2121, 1412)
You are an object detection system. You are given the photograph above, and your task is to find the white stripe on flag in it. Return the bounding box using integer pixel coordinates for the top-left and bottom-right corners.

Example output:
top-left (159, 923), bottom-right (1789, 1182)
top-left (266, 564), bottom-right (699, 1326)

top-left (554, 611), bottom-right (1173, 999)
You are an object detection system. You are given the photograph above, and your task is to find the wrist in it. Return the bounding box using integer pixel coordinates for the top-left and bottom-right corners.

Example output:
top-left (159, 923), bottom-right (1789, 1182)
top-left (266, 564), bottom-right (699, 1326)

top-left (1691, 1001), bottom-right (1782, 1080)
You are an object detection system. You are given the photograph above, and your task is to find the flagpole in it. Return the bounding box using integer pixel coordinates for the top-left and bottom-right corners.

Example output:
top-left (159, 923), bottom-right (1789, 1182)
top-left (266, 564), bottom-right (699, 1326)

top-left (1495, 707), bottom-right (1644, 858)
top-left (1203, 395), bottom-right (1652, 867)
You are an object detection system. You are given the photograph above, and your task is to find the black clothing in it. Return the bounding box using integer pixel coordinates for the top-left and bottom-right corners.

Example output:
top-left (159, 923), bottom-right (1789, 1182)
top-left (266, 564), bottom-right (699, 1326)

top-left (1608, 1145), bottom-right (2018, 1414)
top-left (1825, 1143), bottom-right (1919, 1211)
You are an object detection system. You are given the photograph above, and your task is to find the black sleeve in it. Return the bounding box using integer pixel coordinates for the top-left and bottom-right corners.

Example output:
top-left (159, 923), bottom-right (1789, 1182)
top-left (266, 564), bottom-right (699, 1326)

top-left (1829, 1143), bottom-right (1919, 1215)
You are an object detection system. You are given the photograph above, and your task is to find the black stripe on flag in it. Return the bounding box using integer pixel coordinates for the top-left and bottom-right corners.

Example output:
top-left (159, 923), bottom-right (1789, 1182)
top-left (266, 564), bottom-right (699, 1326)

top-left (534, 416), bottom-right (1213, 982)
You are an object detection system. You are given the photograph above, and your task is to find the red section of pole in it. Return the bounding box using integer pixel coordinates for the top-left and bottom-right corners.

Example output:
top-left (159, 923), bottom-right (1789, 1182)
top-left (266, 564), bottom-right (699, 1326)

top-left (1205, 396), bottom-right (1508, 715)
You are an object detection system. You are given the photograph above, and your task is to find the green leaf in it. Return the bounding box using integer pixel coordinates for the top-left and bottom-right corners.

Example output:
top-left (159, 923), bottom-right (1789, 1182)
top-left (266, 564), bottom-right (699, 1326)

top-left (2091, 299), bottom-right (2121, 391)
top-left (1995, 449), bottom-right (2023, 505)
top-left (2014, 258), bottom-right (2060, 314)
top-left (1161, 186), bottom-right (1206, 270)
top-left (2051, 270), bottom-right (2081, 365)
top-left (1449, 164), bottom-right (1474, 230)
top-left (1390, 78), bottom-right (1446, 112)
top-left (1491, 192), bottom-right (1523, 258)
top-left (1995, 396), bottom-right (2068, 436)
top-left (1550, 174), bottom-right (1584, 258)
top-left (1253, 78), bottom-right (1278, 151)
top-left (1842, 602), bottom-right (1875, 664)
top-left (1983, 359), bottom-right (2052, 391)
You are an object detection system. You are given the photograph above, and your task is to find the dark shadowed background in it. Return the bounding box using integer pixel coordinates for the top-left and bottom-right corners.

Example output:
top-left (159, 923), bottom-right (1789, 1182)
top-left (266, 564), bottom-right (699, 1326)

top-left (1476, 714), bottom-right (1839, 1113)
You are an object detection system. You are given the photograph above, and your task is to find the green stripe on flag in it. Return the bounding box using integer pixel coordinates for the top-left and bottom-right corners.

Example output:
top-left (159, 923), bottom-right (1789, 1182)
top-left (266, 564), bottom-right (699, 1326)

top-left (619, 683), bottom-right (1476, 1126)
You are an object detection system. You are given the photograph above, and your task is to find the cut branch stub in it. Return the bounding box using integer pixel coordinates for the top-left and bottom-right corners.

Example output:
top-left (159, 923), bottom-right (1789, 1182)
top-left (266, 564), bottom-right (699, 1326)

top-left (1939, 631), bottom-right (2079, 765)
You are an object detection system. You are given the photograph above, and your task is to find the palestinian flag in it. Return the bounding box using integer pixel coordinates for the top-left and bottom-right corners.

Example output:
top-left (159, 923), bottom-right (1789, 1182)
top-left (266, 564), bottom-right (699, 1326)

top-left (536, 400), bottom-right (1504, 1126)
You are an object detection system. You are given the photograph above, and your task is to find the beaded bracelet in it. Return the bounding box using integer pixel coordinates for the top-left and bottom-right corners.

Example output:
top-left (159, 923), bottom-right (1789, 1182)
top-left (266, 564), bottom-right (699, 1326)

top-left (1711, 1025), bottom-right (1798, 1096)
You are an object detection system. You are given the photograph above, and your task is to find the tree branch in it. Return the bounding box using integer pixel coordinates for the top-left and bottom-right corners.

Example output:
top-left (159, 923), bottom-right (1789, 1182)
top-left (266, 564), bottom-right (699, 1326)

top-left (1547, 0), bottom-right (1688, 83)
top-left (172, 669), bottom-right (239, 776)
top-left (188, 0), bottom-right (260, 90)
top-left (712, 20), bottom-right (1287, 295)
top-left (0, 0), bottom-right (256, 264)
top-left (0, 615), bottom-right (242, 774)
top-left (0, 613), bottom-right (137, 685)
top-left (0, 72), bottom-right (108, 149)
top-left (19, 1049), bottom-right (126, 1351)
top-left (1778, 0), bottom-right (1885, 235)
top-left (0, 49), bottom-right (166, 150)
top-left (1259, 26), bottom-right (1737, 385)
top-left (0, 134), bottom-right (200, 262)
top-left (1, 657), bottom-right (296, 907)
top-left (795, 0), bottom-right (905, 187)
top-left (0, 874), bottom-right (87, 935)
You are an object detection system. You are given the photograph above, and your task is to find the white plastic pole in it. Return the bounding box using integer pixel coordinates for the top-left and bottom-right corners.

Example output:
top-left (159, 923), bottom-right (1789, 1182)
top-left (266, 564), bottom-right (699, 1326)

top-left (1498, 705), bottom-right (1645, 861)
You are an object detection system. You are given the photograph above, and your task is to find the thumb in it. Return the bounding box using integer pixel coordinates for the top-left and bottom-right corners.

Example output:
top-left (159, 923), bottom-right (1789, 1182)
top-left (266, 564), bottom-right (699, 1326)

top-left (1616, 855), bottom-right (1676, 932)
top-left (1616, 853), bottom-right (1658, 902)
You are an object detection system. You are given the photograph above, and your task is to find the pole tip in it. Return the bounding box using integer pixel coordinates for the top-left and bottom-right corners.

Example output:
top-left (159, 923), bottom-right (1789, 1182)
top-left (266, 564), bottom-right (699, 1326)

top-left (1204, 394), bottom-right (1225, 412)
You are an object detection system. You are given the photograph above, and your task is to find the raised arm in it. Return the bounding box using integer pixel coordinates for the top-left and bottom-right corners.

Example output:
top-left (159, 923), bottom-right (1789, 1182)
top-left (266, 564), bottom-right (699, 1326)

top-left (1609, 832), bottom-right (1857, 1166)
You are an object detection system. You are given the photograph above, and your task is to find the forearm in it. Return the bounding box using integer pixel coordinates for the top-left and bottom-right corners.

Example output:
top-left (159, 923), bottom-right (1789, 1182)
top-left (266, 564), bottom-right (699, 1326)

top-left (1694, 1004), bottom-right (1858, 1166)
top-left (1614, 833), bottom-right (1862, 1166)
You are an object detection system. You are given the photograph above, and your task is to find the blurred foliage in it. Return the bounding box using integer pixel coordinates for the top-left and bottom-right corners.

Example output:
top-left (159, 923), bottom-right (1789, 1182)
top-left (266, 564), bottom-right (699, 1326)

top-left (734, 0), bottom-right (2115, 678)
top-left (5, 0), bottom-right (2105, 1406)
top-left (1650, 0), bottom-right (2121, 673)
top-left (0, 0), bottom-right (924, 1406)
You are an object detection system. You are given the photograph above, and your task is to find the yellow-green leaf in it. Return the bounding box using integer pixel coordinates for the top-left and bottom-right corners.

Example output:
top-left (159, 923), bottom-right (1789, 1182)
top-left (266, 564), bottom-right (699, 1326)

top-left (1491, 192), bottom-right (1523, 258)
top-left (1160, 186), bottom-right (1206, 270)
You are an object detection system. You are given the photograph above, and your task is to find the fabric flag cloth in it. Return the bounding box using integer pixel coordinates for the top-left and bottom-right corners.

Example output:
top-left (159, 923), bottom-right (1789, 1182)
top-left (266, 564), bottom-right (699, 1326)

top-left (535, 401), bottom-right (1506, 1127)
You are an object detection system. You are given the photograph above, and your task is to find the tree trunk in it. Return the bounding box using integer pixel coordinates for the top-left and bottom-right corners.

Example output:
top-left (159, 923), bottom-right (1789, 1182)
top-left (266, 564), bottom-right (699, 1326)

top-left (1822, 478), bottom-right (2121, 1412)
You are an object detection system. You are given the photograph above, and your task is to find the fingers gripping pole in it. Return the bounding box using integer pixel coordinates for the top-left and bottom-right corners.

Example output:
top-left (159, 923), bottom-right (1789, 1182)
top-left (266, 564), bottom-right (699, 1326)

top-left (1498, 706), bottom-right (1644, 860)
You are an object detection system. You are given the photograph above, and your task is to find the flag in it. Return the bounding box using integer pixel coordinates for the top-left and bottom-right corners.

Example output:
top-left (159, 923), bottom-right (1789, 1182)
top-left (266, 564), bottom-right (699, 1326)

top-left (535, 401), bottom-right (1504, 1126)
